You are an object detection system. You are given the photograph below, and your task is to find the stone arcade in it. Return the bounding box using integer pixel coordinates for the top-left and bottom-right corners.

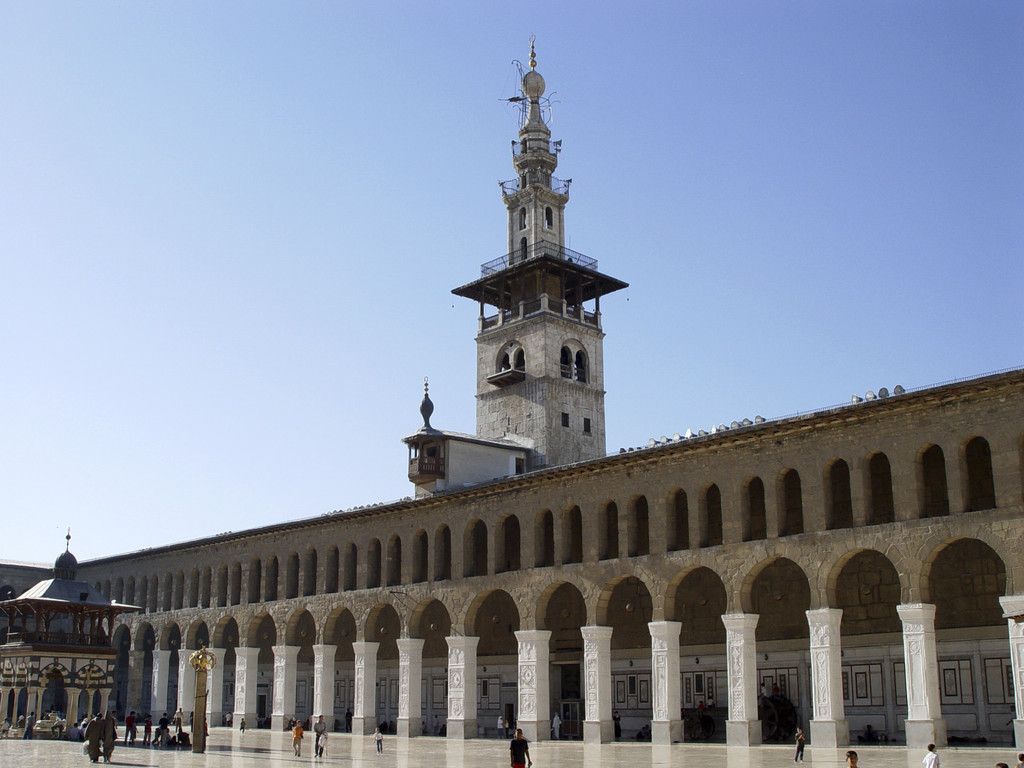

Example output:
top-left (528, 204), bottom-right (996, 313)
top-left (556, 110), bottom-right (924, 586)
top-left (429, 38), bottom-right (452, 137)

top-left (2, 48), bottom-right (1023, 750)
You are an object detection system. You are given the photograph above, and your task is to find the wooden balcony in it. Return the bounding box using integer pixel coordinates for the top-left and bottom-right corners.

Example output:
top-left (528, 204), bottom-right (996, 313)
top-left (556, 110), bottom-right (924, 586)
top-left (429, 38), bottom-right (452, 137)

top-left (409, 456), bottom-right (445, 481)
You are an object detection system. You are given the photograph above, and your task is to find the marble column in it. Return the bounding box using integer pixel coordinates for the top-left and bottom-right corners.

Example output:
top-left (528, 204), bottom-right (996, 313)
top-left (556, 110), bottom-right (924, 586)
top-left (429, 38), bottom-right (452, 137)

top-left (998, 595), bottom-right (1024, 749)
top-left (0, 688), bottom-right (9, 722)
top-left (98, 688), bottom-right (111, 716)
top-left (722, 613), bottom-right (761, 746)
top-left (177, 651), bottom-right (197, 724)
top-left (515, 629), bottom-right (551, 742)
top-left (151, 649), bottom-right (171, 717)
top-left (127, 650), bottom-right (146, 715)
top-left (581, 625), bottom-right (613, 744)
top-left (312, 644), bottom-right (337, 726)
top-left (649, 621), bottom-right (682, 745)
top-left (270, 644), bottom-right (299, 731)
top-left (352, 641), bottom-right (379, 735)
top-left (65, 687), bottom-right (79, 726)
top-left (897, 603), bottom-right (946, 748)
top-left (806, 608), bottom-right (849, 747)
top-left (233, 647), bottom-right (260, 727)
top-left (206, 648), bottom-right (226, 725)
top-left (397, 638), bottom-right (424, 737)
top-left (445, 635), bottom-right (479, 739)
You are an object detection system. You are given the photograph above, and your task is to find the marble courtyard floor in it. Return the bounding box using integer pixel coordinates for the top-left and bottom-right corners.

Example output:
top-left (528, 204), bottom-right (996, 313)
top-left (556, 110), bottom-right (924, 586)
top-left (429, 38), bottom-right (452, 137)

top-left (0, 729), bottom-right (1018, 768)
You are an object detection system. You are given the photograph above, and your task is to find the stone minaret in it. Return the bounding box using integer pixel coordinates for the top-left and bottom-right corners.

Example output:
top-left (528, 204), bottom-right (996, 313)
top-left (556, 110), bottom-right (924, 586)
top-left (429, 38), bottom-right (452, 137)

top-left (452, 43), bottom-right (627, 469)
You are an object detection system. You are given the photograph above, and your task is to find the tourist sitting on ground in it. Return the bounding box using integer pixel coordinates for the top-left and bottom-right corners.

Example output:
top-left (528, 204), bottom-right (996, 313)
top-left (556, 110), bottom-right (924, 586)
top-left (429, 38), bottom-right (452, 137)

top-left (858, 724), bottom-right (879, 743)
top-left (0, 718), bottom-right (10, 738)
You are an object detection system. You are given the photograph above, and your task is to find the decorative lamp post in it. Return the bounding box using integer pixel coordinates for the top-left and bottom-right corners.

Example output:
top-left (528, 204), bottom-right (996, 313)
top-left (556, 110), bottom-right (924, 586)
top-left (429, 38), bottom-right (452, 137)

top-left (189, 646), bottom-right (216, 753)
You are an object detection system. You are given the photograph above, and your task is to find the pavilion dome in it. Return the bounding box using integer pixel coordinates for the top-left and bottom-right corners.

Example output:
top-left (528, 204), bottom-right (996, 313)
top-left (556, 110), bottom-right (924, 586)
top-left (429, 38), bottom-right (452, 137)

top-left (53, 546), bottom-right (79, 580)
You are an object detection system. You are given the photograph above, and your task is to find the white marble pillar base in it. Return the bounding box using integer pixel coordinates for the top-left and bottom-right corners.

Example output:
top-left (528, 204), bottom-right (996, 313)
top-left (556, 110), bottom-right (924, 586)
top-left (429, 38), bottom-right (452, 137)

top-left (584, 720), bottom-right (614, 744)
top-left (726, 718), bottom-right (761, 746)
top-left (905, 719), bottom-right (946, 749)
top-left (810, 719), bottom-right (849, 749)
top-left (1013, 719), bottom-right (1024, 750)
top-left (652, 720), bottom-right (683, 744)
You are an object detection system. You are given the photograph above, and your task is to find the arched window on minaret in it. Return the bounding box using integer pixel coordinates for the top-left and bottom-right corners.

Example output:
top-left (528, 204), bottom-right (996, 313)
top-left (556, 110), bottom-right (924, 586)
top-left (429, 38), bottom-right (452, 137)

top-left (519, 237), bottom-right (528, 262)
top-left (500, 352), bottom-right (511, 371)
top-left (545, 206), bottom-right (553, 229)
top-left (514, 349), bottom-right (525, 370)
top-left (519, 208), bottom-right (527, 230)
top-left (575, 350), bottom-right (587, 382)
top-left (560, 347), bottom-right (572, 378)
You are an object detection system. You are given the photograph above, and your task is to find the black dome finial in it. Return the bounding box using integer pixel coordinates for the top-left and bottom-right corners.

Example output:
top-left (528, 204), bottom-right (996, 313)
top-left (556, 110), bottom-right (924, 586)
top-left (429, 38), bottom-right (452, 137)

top-left (419, 377), bottom-right (434, 430)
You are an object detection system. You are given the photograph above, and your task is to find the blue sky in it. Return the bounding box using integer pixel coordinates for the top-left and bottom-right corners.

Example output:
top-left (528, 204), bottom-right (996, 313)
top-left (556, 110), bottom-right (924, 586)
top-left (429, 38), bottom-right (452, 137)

top-left (2, 2), bottom-right (1021, 566)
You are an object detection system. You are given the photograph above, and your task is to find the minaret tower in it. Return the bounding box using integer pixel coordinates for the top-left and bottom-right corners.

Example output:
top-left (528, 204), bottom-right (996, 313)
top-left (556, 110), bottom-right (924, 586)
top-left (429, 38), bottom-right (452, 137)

top-left (453, 43), bottom-right (627, 469)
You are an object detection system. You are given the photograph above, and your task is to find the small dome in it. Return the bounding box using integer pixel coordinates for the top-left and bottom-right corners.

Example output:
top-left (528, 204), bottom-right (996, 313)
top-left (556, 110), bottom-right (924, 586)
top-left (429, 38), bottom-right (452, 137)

top-left (54, 547), bottom-right (79, 580)
top-left (522, 69), bottom-right (545, 100)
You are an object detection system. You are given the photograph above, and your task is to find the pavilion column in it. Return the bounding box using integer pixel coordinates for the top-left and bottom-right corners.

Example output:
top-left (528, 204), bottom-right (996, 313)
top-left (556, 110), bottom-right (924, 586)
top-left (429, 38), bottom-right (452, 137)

top-left (205, 648), bottom-right (226, 725)
top-left (445, 635), bottom-right (479, 739)
top-left (998, 596), bottom-right (1024, 749)
top-left (397, 638), bottom-right (424, 738)
top-left (270, 644), bottom-right (299, 731)
top-left (312, 644), bottom-right (337, 727)
top-left (515, 629), bottom-right (551, 742)
top-left (352, 641), bottom-right (379, 735)
top-left (233, 647), bottom-right (259, 727)
top-left (722, 613), bottom-right (761, 746)
top-left (151, 649), bottom-right (171, 717)
top-left (897, 603), bottom-right (946, 748)
top-left (177, 651), bottom-right (197, 724)
top-left (65, 687), bottom-right (79, 725)
top-left (127, 651), bottom-right (146, 714)
top-left (98, 688), bottom-right (111, 716)
top-left (581, 625), bottom-right (613, 744)
top-left (806, 608), bottom-right (849, 747)
top-left (649, 621), bottom-right (682, 745)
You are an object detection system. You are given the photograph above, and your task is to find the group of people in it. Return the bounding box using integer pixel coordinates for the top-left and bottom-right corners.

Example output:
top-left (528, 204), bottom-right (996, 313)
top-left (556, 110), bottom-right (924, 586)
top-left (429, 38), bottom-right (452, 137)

top-left (81, 711), bottom-right (118, 763)
top-left (290, 715), bottom-right (331, 758)
top-left (0, 712), bottom-right (36, 738)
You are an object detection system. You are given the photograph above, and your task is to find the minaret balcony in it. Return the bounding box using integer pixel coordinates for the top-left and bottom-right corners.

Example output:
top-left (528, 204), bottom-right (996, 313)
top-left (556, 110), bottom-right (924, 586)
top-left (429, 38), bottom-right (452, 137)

top-left (481, 242), bottom-right (596, 276)
top-left (409, 456), bottom-right (445, 480)
top-left (500, 177), bottom-right (571, 197)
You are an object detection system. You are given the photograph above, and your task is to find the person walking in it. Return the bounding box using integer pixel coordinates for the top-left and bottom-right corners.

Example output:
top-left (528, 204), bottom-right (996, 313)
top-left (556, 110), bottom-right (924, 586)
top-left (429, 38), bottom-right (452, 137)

top-left (374, 726), bottom-right (383, 754)
top-left (1015, 753), bottom-right (1024, 768)
top-left (101, 711), bottom-right (118, 763)
top-left (143, 714), bottom-right (152, 746)
top-left (551, 712), bottom-right (561, 740)
top-left (510, 727), bottom-right (532, 768)
top-left (292, 720), bottom-right (304, 756)
top-left (239, 716), bottom-right (246, 735)
top-left (846, 750), bottom-right (859, 767)
top-left (125, 711), bottom-right (136, 745)
top-left (794, 726), bottom-right (807, 761)
top-left (313, 715), bottom-right (327, 758)
top-left (345, 708), bottom-right (353, 733)
top-left (22, 711), bottom-right (34, 740)
top-left (85, 715), bottom-right (102, 763)
top-left (923, 743), bottom-right (940, 768)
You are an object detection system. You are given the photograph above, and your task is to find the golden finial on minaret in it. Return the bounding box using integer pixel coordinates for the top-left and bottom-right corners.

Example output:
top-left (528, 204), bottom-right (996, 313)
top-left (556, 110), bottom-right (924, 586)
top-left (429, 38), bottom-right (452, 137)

top-left (529, 37), bottom-right (536, 69)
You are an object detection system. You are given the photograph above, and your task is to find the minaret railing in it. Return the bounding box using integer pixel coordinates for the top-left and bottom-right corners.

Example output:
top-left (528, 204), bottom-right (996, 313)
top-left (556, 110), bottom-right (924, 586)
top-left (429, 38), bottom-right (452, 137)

top-left (480, 243), bottom-right (596, 276)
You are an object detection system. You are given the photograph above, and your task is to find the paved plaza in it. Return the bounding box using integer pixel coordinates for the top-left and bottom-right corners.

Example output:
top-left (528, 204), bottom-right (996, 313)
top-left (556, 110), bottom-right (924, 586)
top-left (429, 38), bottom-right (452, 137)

top-left (0, 729), bottom-right (1019, 768)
